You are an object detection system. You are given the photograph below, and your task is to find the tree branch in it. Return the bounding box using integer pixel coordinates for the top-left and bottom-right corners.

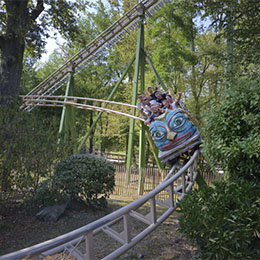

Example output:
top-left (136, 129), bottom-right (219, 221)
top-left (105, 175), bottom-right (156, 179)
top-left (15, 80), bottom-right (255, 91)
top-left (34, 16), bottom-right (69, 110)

top-left (0, 35), bottom-right (5, 48)
top-left (30, 0), bottom-right (44, 21)
top-left (197, 58), bottom-right (210, 98)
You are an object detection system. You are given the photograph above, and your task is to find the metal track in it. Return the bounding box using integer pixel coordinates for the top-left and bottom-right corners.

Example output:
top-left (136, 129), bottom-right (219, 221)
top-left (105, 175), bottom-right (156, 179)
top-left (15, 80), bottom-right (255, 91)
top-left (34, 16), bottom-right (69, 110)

top-left (21, 95), bottom-right (144, 122)
top-left (0, 150), bottom-right (199, 260)
top-left (25, 0), bottom-right (170, 101)
top-left (4, 95), bottom-right (200, 260)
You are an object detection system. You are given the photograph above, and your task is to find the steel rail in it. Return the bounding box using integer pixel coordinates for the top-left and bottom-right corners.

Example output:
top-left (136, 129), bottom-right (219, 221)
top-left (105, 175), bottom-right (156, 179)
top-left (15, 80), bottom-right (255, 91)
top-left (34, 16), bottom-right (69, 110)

top-left (0, 150), bottom-right (198, 260)
top-left (20, 95), bottom-right (145, 122)
top-left (25, 0), bottom-right (170, 100)
top-left (21, 95), bottom-right (138, 109)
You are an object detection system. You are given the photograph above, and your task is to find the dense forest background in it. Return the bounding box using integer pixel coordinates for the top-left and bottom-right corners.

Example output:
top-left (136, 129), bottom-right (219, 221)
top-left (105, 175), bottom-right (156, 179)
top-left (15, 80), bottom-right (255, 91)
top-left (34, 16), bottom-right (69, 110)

top-left (0, 0), bottom-right (259, 228)
top-left (5, 0), bottom-right (257, 151)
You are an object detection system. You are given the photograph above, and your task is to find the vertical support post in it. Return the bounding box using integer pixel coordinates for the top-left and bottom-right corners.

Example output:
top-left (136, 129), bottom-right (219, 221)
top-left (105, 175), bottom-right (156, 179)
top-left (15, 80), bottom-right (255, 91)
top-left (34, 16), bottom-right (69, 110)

top-left (126, 14), bottom-right (144, 184)
top-left (58, 70), bottom-right (76, 153)
top-left (168, 183), bottom-right (174, 208)
top-left (150, 197), bottom-right (157, 224)
top-left (59, 72), bottom-right (73, 135)
top-left (67, 81), bottom-right (77, 153)
top-left (182, 172), bottom-right (186, 195)
top-left (85, 232), bottom-right (94, 260)
top-left (138, 24), bottom-right (146, 195)
top-left (145, 54), bottom-right (167, 91)
top-left (144, 125), bottom-right (164, 171)
top-left (123, 213), bottom-right (131, 243)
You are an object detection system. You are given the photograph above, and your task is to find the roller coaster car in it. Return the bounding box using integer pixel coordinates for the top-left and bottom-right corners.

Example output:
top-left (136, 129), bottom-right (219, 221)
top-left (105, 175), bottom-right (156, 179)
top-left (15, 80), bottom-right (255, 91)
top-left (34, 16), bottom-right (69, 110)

top-left (149, 108), bottom-right (202, 164)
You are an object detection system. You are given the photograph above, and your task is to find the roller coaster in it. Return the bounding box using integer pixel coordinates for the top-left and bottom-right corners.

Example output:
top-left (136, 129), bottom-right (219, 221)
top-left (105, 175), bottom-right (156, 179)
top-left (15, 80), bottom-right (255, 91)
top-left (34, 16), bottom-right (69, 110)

top-left (1, 149), bottom-right (199, 260)
top-left (1, 94), bottom-right (200, 259)
top-left (0, 1), bottom-right (203, 259)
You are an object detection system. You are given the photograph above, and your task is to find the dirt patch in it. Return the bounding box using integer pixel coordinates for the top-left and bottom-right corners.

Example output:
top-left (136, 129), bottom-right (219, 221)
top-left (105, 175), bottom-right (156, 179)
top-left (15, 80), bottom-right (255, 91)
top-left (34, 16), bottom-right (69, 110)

top-left (118, 215), bottom-right (196, 260)
top-left (0, 195), bottom-right (196, 259)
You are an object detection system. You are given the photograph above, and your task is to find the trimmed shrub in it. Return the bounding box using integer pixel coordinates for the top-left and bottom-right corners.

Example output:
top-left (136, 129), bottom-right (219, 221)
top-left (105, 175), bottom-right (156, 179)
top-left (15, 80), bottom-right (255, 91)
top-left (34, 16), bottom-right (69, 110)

top-left (31, 179), bottom-right (64, 208)
top-left (52, 153), bottom-right (115, 204)
top-left (178, 180), bottom-right (260, 260)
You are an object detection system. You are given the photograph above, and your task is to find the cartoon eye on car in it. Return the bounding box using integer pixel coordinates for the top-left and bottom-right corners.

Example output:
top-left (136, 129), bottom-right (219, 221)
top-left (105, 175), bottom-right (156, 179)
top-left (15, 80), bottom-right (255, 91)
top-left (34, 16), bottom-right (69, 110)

top-left (149, 109), bottom-right (202, 164)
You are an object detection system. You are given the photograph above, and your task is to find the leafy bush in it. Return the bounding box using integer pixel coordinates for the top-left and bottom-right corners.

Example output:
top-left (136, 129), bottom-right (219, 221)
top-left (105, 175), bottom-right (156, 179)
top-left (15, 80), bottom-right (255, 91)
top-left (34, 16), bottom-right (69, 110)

top-left (30, 180), bottom-right (63, 208)
top-left (52, 153), bottom-right (115, 204)
top-left (202, 76), bottom-right (260, 182)
top-left (178, 180), bottom-right (260, 260)
top-left (0, 105), bottom-right (67, 213)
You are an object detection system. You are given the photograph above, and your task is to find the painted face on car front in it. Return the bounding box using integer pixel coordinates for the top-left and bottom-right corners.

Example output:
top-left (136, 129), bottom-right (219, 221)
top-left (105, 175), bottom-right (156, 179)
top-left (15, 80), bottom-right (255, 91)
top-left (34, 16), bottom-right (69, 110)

top-left (149, 109), bottom-right (197, 151)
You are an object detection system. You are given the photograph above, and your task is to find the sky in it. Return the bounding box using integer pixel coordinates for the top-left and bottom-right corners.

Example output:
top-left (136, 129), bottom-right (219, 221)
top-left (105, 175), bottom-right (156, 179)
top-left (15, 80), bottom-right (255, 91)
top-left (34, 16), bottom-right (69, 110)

top-left (41, 37), bottom-right (60, 62)
top-left (40, 0), bottom-right (111, 63)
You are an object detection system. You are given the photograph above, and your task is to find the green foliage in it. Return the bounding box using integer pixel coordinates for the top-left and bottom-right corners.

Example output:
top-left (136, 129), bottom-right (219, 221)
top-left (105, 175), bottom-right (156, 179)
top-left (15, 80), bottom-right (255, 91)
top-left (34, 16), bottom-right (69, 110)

top-left (31, 179), bottom-right (63, 209)
top-left (52, 153), bottom-right (115, 204)
top-left (178, 180), bottom-right (260, 260)
top-left (202, 77), bottom-right (260, 181)
top-left (0, 105), bottom-right (70, 213)
top-left (0, 0), bottom-right (84, 58)
top-left (144, 1), bottom-right (226, 122)
top-left (197, 0), bottom-right (260, 66)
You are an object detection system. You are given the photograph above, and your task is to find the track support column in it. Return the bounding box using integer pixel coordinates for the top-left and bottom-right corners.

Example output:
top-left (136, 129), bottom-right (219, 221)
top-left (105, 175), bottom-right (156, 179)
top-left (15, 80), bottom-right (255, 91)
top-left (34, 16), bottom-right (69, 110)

top-left (58, 68), bottom-right (77, 153)
top-left (126, 8), bottom-right (145, 184)
top-left (138, 19), bottom-right (146, 195)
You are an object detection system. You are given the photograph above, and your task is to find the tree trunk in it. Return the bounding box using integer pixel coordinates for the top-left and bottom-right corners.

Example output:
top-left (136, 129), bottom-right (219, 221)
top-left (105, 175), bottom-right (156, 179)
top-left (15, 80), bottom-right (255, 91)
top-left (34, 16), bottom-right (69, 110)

top-left (0, 0), bottom-right (28, 105)
top-left (0, 38), bottom-right (25, 105)
top-left (189, 16), bottom-right (201, 121)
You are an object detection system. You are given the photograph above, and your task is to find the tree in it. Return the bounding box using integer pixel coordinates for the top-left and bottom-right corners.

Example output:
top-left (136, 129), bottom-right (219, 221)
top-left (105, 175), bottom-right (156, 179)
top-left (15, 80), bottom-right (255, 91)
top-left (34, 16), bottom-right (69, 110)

top-left (0, 0), bottom-right (87, 105)
top-left (146, 0), bottom-right (226, 121)
top-left (0, 106), bottom-right (69, 209)
top-left (202, 76), bottom-right (260, 182)
top-left (196, 0), bottom-right (260, 68)
top-left (179, 180), bottom-right (260, 259)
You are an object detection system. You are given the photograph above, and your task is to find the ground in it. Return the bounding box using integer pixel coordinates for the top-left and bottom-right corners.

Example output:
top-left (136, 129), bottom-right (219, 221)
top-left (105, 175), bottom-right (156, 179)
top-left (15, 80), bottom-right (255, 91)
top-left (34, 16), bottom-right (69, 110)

top-left (0, 195), bottom-right (196, 259)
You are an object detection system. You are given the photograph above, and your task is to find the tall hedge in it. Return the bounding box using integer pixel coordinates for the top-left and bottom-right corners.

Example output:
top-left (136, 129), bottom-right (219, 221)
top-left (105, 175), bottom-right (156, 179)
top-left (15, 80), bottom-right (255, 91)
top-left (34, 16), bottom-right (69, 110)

top-left (0, 106), bottom-right (65, 213)
top-left (202, 76), bottom-right (260, 181)
top-left (178, 76), bottom-right (260, 259)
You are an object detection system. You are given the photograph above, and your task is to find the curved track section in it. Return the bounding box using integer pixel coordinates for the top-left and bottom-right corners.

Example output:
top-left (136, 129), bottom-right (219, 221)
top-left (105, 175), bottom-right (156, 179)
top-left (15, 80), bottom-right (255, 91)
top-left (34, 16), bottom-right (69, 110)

top-left (0, 150), bottom-right (199, 260)
top-left (21, 95), bottom-right (144, 122)
top-left (6, 96), bottom-right (201, 260)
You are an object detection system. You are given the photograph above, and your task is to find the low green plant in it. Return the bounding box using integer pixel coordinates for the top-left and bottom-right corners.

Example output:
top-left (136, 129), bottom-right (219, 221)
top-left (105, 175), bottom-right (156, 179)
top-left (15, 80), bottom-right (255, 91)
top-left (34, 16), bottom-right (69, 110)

top-left (178, 180), bottom-right (260, 260)
top-left (30, 179), bottom-right (64, 208)
top-left (52, 153), bottom-right (115, 205)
